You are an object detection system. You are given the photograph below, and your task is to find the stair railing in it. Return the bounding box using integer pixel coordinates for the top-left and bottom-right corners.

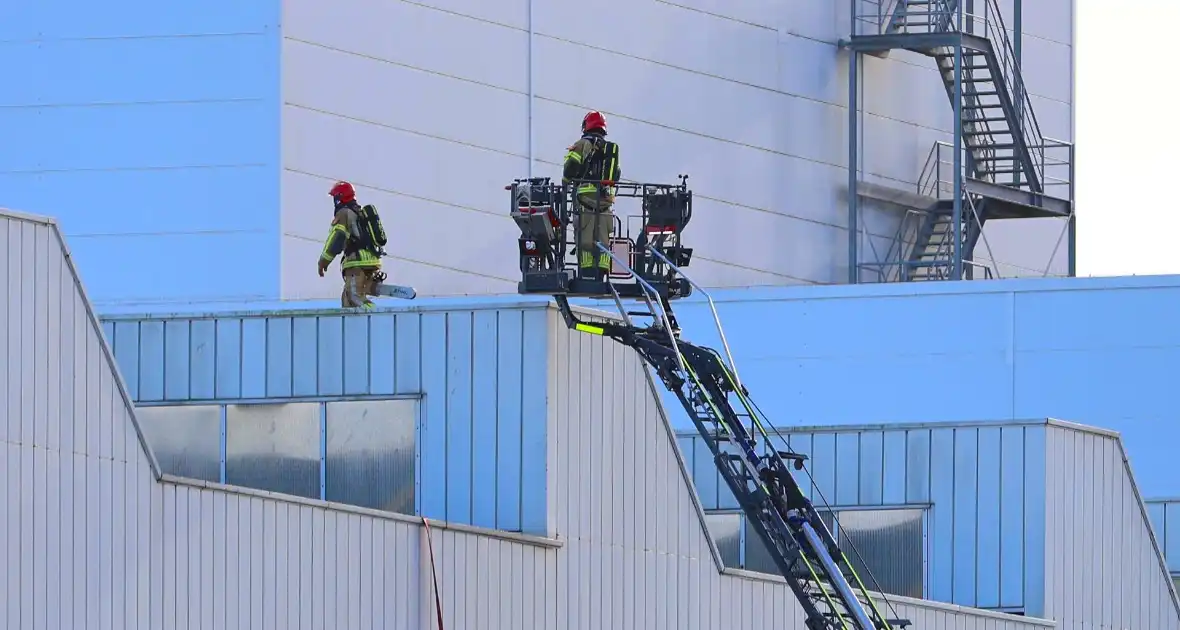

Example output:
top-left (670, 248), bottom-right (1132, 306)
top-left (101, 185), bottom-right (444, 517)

top-left (854, 0), bottom-right (956, 35)
top-left (1037, 136), bottom-right (1075, 202)
top-left (918, 141), bottom-right (957, 199)
top-left (977, 0), bottom-right (1046, 190)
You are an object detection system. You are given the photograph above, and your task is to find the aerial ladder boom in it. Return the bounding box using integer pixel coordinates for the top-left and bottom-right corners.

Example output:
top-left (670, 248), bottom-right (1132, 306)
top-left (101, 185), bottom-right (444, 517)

top-left (508, 176), bottom-right (911, 629)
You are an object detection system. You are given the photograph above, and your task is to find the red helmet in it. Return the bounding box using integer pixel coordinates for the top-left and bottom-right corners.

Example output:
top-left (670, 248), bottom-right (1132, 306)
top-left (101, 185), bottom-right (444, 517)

top-left (582, 110), bottom-right (607, 134)
top-left (329, 180), bottom-right (356, 205)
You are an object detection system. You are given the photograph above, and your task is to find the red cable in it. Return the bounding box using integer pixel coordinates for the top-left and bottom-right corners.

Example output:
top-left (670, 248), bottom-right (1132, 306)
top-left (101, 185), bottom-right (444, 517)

top-left (422, 518), bottom-right (446, 630)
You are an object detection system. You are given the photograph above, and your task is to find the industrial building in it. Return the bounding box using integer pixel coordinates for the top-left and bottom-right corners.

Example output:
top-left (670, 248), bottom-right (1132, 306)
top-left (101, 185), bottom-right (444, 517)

top-left (2, 0), bottom-right (1072, 306)
top-left (8, 0), bottom-right (1180, 627)
top-left (0, 207), bottom-right (1071, 628)
top-left (4, 207), bottom-right (1179, 628)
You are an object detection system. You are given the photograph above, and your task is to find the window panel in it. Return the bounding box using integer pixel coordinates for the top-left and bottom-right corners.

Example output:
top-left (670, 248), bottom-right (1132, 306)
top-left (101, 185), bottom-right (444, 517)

top-left (730, 507), bottom-right (922, 599)
top-left (744, 510), bottom-right (835, 575)
top-left (135, 404), bottom-right (222, 482)
top-left (324, 399), bottom-right (417, 514)
top-left (834, 508), bottom-right (925, 598)
top-left (225, 402), bottom-right (321, 499)
top-left (704, 513), bottom-right (742, 568)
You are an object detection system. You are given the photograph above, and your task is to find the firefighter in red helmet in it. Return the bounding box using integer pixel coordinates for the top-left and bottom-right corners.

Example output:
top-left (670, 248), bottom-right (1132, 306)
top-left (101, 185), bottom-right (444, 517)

top-left (562, 110), bottom-right (621, 281)
top-left (318, 180), bottom-right (389, 308)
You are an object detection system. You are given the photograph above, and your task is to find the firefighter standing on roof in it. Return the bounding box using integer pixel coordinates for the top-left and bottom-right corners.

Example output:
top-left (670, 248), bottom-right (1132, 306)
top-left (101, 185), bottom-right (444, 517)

top-left (318, 180), bottom-right (388, 309)
top-left (563, 110), bottom-right (621, 281)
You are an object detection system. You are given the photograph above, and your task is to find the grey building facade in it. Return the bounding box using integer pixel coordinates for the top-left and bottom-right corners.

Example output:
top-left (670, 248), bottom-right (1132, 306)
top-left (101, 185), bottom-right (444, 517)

top-left (2, 207), bottom-right (1086, 629)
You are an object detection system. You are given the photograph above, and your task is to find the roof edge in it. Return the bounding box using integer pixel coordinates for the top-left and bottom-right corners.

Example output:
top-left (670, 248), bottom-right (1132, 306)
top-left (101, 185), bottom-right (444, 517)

top-left (721, 568), bottom-right (1057, 626)
top-left (160, 474), bottom-right (565, 549)
top-left (35, 213), bottom-right (166, 481)
top-left (672, 273), bottom-right (1180, 304)
top-left (670, 418), bottom-right (1130, 441)
top-left (97, 294), bottom-right (629, 322)
top-left (1, 206), bottom-right (57, 226)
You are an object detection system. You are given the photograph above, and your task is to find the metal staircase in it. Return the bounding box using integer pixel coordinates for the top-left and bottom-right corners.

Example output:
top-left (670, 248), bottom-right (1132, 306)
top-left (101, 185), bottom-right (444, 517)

top-left (845, 0), bottom-right (1074, 282)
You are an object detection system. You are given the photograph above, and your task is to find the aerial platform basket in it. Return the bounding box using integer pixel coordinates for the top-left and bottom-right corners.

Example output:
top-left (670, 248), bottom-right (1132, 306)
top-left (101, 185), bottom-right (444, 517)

top-left (507, 175), bottom-right (695, 301)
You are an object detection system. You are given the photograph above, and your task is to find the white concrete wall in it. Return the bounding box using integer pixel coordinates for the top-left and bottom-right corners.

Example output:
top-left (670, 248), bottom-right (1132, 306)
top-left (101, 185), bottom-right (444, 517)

top-left (278, 0), bottom-right (1075, 298)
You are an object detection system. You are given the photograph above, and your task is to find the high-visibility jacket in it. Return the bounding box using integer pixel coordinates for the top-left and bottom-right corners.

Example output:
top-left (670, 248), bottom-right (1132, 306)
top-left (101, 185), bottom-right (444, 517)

top-left (321, 204), bottom-right (382, 270)
top-left (562, 131), bottom-right (621, 201)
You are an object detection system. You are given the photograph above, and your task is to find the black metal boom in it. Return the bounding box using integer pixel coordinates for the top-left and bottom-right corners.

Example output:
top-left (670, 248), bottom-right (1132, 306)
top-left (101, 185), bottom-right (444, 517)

top-left (509, 175), bottom-right (911, 629)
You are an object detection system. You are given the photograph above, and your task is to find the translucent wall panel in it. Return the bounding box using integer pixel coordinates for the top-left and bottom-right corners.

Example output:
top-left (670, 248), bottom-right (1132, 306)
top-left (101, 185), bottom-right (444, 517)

top-left (724, 508), bottom-right (923, 599)
top-left (226, 402), bottom-right (321, 499)
top-left (135, 404), bottom-right (222, 482)
top-left (836, 509), bottom-right (925, 598)
top-left (745, 510), bottom-right (834, 576)
top-left (744, 522), bottom-right (779, 575)
top-left (325, 399), bottom-right (417, 515)
top-left (704, 513), bottom-right (741, 568)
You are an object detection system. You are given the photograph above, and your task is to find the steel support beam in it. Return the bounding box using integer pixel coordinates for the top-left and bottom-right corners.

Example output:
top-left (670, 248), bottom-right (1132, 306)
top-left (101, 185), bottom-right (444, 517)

top-left (847, 34), bottom-right (860, 283)
top-left (952, 5), bottom-right (964, 280)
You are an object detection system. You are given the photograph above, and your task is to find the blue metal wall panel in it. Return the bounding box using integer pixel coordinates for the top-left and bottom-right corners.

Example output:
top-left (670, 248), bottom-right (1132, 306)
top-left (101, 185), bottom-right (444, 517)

top-left (859, 431), bottom-right (884, 505)
top-left (0, 0), bottom-right (281, 307)
top-left (419, 313), bottom-right (447, 521)
top-left (1169, 502), bottom-right (1180, 573)
top-left (999, 426), bottom-right (1027, 608)
top-left (952, 428), bottom-right (979, 604)
top-left (445, 311), bottom-right (474, 524)
top-left (1147, 499), bottom-right (1180, 574)
top-left (471, 310), bottom-right (499, 529)
top-left (518, 309), bottom-right (550, 534)
top-left (101, 305), bottom-right (549, 533)
top-left (668, 277), bottom-right (1180, 497)
top-left (881, 431), bottom-right (906, 505)
top-left (678, 421), bottom-right (1047, 610)
top-left (494, 310), bottom-right (524, 532)
top-left (139, 321), bottom-right (166, 402)
top-left (976, 427), bottom-right (1003, 609)
top-left (929, 428), bottom-right (955, 603)
top-left (1023, 425), bottom-right (1048, 616)
top-left (240, 319), bottom-right (267, 399)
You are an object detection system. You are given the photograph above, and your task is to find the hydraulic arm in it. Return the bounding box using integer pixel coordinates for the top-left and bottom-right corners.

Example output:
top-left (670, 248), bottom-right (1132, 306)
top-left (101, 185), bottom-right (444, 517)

top-left (509, 176), bottom-right (910, 629)
top-left (555, 291), bottom-right (907, 630)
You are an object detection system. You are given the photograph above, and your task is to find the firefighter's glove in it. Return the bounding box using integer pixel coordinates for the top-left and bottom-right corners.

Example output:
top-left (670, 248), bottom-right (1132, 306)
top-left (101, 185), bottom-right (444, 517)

top-left (317, 257), bottom-right (331, 277)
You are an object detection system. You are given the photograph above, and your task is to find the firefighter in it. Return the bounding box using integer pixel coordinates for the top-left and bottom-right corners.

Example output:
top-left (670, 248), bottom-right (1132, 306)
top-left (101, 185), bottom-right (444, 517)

top-left (563, 110), bottom-right (621, 281)
top-left (318, 180), bottom-right (385, 309)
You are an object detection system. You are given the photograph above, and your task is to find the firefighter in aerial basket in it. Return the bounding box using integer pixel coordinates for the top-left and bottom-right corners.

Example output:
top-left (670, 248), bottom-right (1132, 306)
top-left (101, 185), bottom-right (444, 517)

top-left (317, 180), bottom-right (416, 307)
top-left (562, 110), bottom-right (621, 281)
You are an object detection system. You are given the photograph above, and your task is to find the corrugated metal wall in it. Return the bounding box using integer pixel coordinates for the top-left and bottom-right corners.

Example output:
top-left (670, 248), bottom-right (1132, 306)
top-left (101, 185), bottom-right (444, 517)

top-left (525, 306), bottom-right (1055, 630)
top-left (99, 305), bottom-right (550, 533)
top-left (1043, 425), bottom-right (1180, 628)
top-left (4, 208), bottom-right (1056, 630)
top-left (678, 422), bottom-right (1047, 611)
top-left (668, 278), bottom-right (1180, 499)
